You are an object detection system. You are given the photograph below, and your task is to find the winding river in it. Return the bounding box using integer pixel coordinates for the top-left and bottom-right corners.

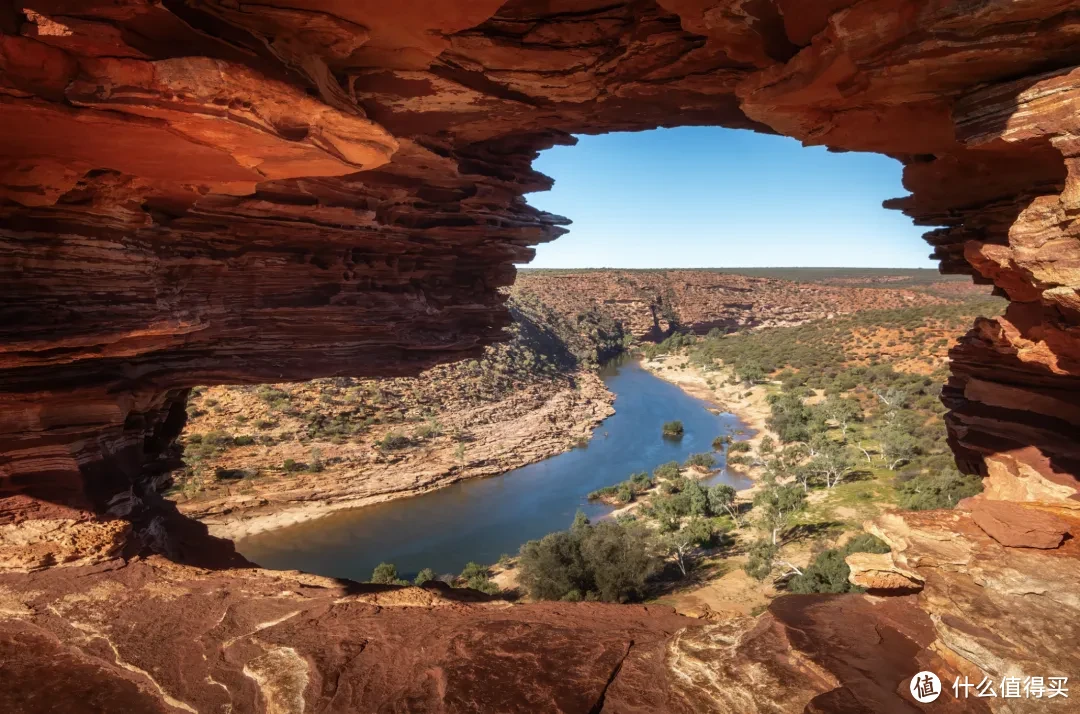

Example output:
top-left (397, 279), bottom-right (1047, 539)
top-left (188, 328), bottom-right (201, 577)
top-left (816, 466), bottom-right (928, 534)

top-left (237, 358), bottom-right (752, 580)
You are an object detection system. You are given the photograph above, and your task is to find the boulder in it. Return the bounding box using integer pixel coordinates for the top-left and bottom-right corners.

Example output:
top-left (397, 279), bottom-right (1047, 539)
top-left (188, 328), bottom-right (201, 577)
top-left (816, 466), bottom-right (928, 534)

top-left (845, 552), bottom-right (924, 592)
top-left (970, 500), bottom-right (1071, 549)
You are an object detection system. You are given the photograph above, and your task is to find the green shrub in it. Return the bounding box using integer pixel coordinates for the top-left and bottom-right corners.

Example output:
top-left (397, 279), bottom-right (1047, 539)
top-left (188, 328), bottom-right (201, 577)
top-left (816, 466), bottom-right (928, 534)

top-left (662, 420), bottom-right (684, 438)
top-left (589, 472), bottom-right (654, 502)
top-left (376, 430), bottom-right (411, 451)
top-left (371, 562), bottom-right (401, 584)
top-left (896, 468), bottom-right (982, 510)
top-left (728, 441), bottom-right (752, 453)
top-left (459, 562), bottom-right (499, 594)
top-left (684, 452), bottom-right (716, 470)
top-left (654, 461), bottom-right (681, 480)
top-left (415, 419), bottom-right (443, 440)
top-left (786, 533), bottom-right (891, 594)
top-left (786, 549), bottom-right (853, 594)
top-left (744, 540), bottom-right (778, 581)
top-left (518, 514), bottom-right (659, 603)
top-left (587, 485), bottom-right (618, 501)
top-left (414, 568), bottom-right (436, 586)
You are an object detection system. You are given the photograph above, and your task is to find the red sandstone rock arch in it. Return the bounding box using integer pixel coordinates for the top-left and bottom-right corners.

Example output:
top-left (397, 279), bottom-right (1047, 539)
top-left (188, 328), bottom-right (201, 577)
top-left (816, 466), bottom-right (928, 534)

top-left (1, 2), bottom-right (1078, 711)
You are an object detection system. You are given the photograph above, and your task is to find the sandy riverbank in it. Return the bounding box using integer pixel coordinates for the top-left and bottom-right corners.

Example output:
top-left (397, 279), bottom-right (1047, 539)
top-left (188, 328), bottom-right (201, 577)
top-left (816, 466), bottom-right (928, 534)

top-left (638, 354), bottom-right (776, 490)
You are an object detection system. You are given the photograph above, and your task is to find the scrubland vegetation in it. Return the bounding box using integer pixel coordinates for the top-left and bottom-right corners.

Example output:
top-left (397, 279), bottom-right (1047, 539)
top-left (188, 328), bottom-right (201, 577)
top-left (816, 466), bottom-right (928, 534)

top-left (466, 296), bottom-right (1001, 603)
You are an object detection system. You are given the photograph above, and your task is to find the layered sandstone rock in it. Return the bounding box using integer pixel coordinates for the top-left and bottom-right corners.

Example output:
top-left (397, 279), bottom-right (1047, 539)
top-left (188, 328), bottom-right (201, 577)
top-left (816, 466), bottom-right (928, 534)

top-left (3, 1), bottom-right (1080, 711)
top-left (516, 269), bottom-right (952, 339)
top-left (845, 551), bottom-right (923, 592)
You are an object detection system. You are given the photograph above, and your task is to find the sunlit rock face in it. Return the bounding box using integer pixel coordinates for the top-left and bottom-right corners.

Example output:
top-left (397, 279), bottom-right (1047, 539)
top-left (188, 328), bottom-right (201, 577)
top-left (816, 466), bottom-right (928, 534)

top-left (2, 1), bottom-right (1080, 711)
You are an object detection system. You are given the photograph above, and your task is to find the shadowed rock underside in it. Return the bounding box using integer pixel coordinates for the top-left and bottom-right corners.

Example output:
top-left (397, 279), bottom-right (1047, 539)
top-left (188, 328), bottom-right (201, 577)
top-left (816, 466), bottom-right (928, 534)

top-left (2, 1), bottom-right (1079, 712)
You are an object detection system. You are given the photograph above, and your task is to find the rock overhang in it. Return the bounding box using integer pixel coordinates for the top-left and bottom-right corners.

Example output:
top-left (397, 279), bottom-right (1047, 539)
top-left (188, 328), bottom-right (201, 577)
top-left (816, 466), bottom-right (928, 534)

top-left (2, 1), bottom-right (1080, 711)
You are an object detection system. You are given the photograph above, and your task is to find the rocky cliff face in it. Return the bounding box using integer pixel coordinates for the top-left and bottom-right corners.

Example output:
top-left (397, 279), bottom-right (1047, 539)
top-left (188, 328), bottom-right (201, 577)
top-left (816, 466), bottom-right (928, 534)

top-left (516, 269), bottom-right (958, 339)
top-left (2, 1), bottom-right (1079, 711)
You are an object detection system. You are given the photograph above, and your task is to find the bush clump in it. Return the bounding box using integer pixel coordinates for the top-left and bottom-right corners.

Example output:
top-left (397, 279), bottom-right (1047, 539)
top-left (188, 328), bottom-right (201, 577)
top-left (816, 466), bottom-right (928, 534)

top-left (518, 513), bottom-right (659, 603)
top-left (653, 461), bottom-right (681, 480)
top-left (370, 562), bottom-right (408, 585)
top-left (588, 471), bottom-right (655, 503)
top-left (662, 420), bottom-right (684, 438)
top-left (786, 534), bottom-right (891, 594)
top-left (459, 562), bottom-right (500, 594)
top-left (684, 452), bottom-right (716, 470)
top-left (896, 468), bottom-right (982, 510)
top-left (375, 430), bottom-right (411, 451)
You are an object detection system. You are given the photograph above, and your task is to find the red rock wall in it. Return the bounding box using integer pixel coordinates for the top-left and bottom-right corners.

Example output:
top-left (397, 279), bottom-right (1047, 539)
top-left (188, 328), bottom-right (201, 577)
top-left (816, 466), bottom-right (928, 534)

top-left (3, 2), bottom-right (1080, 711)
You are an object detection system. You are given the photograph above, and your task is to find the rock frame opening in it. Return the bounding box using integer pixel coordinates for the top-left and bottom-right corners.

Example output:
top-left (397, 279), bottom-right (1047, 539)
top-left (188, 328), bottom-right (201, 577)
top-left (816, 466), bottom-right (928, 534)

top-left (1, 1), bottom-right (1078, 711)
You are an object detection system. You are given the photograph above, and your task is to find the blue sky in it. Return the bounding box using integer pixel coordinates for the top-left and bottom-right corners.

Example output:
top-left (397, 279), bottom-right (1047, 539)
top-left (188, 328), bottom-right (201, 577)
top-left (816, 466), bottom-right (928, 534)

top-left (523, 127), bottom-right (934, 269)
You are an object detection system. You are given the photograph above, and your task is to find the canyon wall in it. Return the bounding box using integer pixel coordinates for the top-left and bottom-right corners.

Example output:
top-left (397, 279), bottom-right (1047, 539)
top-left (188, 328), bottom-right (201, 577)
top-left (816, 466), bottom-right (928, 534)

top-left (2, 1), bottom-right (1079, 711)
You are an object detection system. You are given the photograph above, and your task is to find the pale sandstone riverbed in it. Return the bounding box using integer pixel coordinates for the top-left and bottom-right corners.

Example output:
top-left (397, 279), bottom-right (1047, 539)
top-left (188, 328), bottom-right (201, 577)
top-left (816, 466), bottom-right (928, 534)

top-left (177, 371), bottom-right (614, 541)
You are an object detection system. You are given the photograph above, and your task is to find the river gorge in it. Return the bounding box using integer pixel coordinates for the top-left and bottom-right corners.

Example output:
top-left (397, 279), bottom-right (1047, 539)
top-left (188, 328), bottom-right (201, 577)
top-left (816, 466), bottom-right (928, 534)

top-left (238, 358), bottom-right (751, 580)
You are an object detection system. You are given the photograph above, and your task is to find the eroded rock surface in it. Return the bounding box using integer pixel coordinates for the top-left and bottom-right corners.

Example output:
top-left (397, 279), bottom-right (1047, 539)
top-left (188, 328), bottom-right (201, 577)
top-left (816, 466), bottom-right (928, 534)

top-left (516, 269), bottom-right (954, 339)
top-left (3, 0), bottom-right (1080, 711)
top-left (967, 499), bottom-right (1071, 549)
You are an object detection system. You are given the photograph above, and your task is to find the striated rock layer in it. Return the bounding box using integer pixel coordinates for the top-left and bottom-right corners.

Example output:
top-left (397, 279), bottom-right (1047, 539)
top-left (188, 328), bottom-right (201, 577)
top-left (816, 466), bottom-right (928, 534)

top-left (516, 269), bottom-right (956, 339)
top-left (2, 1), bottom-right (1080, 711)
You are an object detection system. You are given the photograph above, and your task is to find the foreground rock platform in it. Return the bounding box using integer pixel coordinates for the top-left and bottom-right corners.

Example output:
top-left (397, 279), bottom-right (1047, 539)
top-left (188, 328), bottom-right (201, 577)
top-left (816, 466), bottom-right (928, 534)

top-left (3, 0), bottom-right (1080, 711)
top-left (0, 553), bottom-right (994, 714)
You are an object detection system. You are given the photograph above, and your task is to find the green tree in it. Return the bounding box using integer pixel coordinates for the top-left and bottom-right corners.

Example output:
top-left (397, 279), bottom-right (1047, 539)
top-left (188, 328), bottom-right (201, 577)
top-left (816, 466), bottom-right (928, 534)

top-left (371, 562), bottom-right (400, 584)
top-left (518, 530), bottom-right (587, 600)
top-left (737, 362), bottom-right (766, 385)
top-left (879, 425), bottom-right (918, 470)
top-left (820, 395), bottom-right (862, 440)
top-left (809, 443), bottom-right (856, 489)
top-left (650, 494), bottom-right (686, 532)
top-left (518, 518), bottom-right (660, 603)
top-left (684, 480), bottom-right (710, 516)
top-left (754, 483), bottom-right (807, 545)
top-left (414, 568), bottom-right (436, 586)
top-left (707, 484), bottom-right (741, 525)
top-left (744, 539), bottom-right (780, 581)
top-left (766, 392), bottom-right (811, 443)
top-left (579, 520), bottom-right (659, 602)
top-left (662, 517), bottom-right (713, 577)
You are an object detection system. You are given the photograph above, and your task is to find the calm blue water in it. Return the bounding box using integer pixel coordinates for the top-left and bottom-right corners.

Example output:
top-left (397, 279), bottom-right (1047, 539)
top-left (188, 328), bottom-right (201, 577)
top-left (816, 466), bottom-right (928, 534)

top-left (237, 358), bottom-right (751, 580)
